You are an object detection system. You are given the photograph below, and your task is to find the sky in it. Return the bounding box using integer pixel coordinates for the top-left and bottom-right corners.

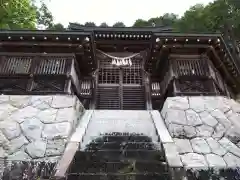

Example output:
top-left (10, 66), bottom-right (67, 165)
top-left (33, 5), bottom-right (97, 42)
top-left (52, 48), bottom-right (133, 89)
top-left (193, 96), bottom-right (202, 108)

top-left (47, 0), bottom-right (214, 27)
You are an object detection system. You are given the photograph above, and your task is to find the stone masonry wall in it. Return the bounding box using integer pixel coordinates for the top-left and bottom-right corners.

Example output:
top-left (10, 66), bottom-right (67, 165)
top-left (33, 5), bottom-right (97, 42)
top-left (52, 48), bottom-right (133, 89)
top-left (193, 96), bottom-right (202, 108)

top-left (0, 95), bottom-right (84, 162)
top-left (161, 96), bottom-right (240, 172)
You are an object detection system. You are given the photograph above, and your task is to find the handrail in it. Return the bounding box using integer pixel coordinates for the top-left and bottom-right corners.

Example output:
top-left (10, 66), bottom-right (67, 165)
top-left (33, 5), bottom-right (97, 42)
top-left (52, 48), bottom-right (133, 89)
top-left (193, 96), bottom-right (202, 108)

top-left (220, 35), bottom-right (240, 76)
top-left (160, 70), bottom-right (174, 96)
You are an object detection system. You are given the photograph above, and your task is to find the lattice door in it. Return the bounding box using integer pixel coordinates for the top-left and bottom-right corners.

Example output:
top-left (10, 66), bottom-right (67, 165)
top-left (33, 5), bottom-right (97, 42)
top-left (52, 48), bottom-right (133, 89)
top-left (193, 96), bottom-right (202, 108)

top-left (96, 54), bottom-right (146, 110)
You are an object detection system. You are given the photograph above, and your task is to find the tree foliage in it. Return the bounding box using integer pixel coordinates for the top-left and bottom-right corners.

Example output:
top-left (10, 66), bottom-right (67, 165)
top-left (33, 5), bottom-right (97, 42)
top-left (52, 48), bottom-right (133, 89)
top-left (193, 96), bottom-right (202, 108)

top-left (84, 22), bottom-right (96, 27)
top-left (131, 0), bottom-right (240, 38)
top-left (175, 0), bottom-right (240, 37)
top-left (47, 23), bottom-right (65, 31)
top-left (133, 14), bottom-right (178, 27)
top-left (0, 0), bottom-right (37, 29)
top-left (113, 22), bottom-right (126, 27)
top-left (1, 0), bottom-right (240, 39)
top-left (99, 22), bottom-right (109, 27)
top-left (133, 19), bottom-right (150, 27)
top-left (0, 0), bottom-right (64, 30)
top-left (36, 0), bottom-right (54, 29)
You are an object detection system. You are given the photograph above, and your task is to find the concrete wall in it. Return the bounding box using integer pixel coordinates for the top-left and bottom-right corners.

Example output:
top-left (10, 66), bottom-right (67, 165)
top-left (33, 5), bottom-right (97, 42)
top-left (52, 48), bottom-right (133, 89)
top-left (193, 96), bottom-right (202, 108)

top-left (161, 96), bottom-right (240, 173)
top-left (0, 95), bottom-right (84, 162)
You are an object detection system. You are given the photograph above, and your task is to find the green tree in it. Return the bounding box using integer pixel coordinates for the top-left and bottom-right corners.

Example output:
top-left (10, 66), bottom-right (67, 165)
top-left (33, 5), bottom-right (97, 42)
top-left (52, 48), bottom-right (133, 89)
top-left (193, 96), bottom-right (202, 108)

top-left (84, 22), bottom-right (96, 27)
top-left (176, 4), bottom-right (209, 32)
top-left (99, 22), bottom-right (108, 27)
top-left (113, 22), bottom-right (126, 27)
top-left (133, 19), bottom-right (150, 27)
top-left (175, 0), bottom-right (240, 35)
top-left (133, 13), bottom-right (178, 27)
top-left (36, 0), bottom-right (54, 29)
top-left (47, 23), bottom-right (65, 31)
top-left (0, 0), bottom-right (37, 29)
top-left (159, 13), bottom-right (179, 26)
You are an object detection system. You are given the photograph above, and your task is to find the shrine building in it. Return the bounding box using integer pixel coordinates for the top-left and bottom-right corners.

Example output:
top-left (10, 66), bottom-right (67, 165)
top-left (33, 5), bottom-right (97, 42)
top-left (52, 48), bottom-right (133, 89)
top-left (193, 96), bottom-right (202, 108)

top-left (0, 24), bottom-right (240, 179)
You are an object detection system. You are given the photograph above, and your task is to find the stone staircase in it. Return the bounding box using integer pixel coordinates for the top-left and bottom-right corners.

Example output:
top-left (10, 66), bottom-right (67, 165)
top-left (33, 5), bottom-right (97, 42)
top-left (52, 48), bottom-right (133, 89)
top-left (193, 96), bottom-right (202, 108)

top-left (66, 110), bottom-right (171, 180)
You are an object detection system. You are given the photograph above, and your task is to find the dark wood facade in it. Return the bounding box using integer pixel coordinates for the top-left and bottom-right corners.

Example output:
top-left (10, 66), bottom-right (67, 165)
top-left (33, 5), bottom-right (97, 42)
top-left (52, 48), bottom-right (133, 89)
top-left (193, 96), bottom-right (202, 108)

top-left (0, 26), bottom-right (240, 110)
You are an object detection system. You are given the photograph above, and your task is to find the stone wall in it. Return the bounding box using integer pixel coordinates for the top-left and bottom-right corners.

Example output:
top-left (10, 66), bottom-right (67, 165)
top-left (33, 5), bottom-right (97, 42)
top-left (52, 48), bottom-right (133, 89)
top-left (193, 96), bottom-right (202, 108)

top-left (0, 95), bottom-right (84, 162)
top-left (161, 96), bottom-right (240, 174)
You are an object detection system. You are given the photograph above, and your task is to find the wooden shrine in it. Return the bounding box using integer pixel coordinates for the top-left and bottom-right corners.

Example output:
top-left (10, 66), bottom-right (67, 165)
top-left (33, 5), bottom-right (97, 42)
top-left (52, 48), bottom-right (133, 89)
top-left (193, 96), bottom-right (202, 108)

top-left (0, 25), bottom-right (240, 110)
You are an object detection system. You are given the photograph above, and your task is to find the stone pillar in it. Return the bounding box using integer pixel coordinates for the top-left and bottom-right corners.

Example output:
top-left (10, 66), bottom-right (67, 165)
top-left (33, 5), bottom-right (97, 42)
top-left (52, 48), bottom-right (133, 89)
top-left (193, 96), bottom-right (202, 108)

top-left (0, 95), bottom-right (84, 162)
top-left (161, 96), bottom-right (240, 178)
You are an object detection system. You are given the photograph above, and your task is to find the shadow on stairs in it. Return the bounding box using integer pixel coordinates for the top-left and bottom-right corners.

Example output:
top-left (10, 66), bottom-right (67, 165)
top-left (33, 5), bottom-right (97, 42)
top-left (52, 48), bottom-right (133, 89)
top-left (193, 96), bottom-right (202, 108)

top-left (66, 133), bottom-right (171, 180)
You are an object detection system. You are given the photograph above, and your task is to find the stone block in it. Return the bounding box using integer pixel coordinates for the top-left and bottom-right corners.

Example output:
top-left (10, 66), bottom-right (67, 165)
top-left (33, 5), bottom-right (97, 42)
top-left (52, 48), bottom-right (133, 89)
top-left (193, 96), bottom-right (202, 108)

top-left (205, 154), bottom-right (226, 167)
top-left (189, 96), bottom-right (205, 112)
top-left (191, 138), bottom-right (211, 154)
top-left (168, 124), bottom-right (185, 138)
top-left (196, 125), bottom-right (214, 137)
top-left (181, 153), bottom-right (208, 168)
top-left (20, 117), bottom-right (44, 141)
top-left (161, 96), bottom-right (240, 172)
top-left (0, 95), bottom-right (84, 161)
top-left (7, 151), bottom-right (30, 161)
top-left (166, 109), bottom-right (187, 125)
top-left (42, 122), bottom-right (72, 140)
top-left (51, 96), bottom-right (76, 108)
top-left (174, 138), bottom-right (193, 154)
top-left (199, 111), bottom-right (218, 127)
top-left (46, 139), bottom-right (66, 156)
top-left (186, 109), bottom-right (202, 126)
top-left (219, 137), bottom-right (240, 158)
top-left (26, 140), bottom-right (46, 158)
top-left (223, 152), bottom-right (240, 167)
top-left (206, 137), bottom-right (227, 156)
top-left (0, 121), bottom-right (21, 140)
top-left (36, 108), bottom-right (58, 123)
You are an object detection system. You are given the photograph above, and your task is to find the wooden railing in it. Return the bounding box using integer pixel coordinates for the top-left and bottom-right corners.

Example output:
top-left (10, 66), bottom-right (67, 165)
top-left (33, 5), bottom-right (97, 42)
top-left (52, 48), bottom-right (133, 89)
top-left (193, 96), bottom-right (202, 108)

top-left (0, 53), bottom-right (83, 96)
top-left (171, 54), bottom-right (210, 78)
top-left (221, 24), bottom-right (240, 79)
top-left (208, 60), bottom-right (228, 95)
top-left (151, 54), bottom-right (229, 99)
top-left (0, 53), bottom-right (73, 76)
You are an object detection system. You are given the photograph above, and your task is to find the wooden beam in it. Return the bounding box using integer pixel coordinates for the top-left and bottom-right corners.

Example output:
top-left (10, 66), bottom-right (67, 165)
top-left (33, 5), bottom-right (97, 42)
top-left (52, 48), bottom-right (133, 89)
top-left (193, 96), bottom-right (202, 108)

top-left (163, 44), bottom-right (211, 49)
top-left (155, 32), bottom-right (221, 38)
top-left (0, 42), bottom-right (82, 47)
top-left (95, 40), bottom-right (151, 45)
top-left (0, 52), bottom-right (75, 57)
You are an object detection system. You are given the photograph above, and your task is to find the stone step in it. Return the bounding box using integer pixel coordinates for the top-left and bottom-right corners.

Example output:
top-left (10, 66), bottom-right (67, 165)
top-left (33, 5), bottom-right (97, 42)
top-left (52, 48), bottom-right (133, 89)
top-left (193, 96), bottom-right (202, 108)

top-left (67, 173), bottom-right (170, 180)
top-left (68, 160), bottom-right (168, 174)
top-left (67, 110), bottom-right (171, 180)
top-left (84, 142), bottom-right (162, 151)
top-left (91, 110), bottom-right (152, 120)
top-left (90, 135), bottom-right (159, 143)
top-left (73, 150), bottom-right (165, 161)
top-left (81, 110), bottom-right (160, 148)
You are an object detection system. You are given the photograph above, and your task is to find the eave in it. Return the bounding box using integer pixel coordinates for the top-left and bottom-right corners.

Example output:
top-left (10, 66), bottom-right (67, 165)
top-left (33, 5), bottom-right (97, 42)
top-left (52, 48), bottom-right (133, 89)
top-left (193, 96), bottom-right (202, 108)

top-left (69, 23), bottom-right (173, 32)
top-left (147, 32), bottom-right (240, 93)
top-left (0, 30), bottom-right (97, 74)
top-left (0, 30), bottom-right (92, 42)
